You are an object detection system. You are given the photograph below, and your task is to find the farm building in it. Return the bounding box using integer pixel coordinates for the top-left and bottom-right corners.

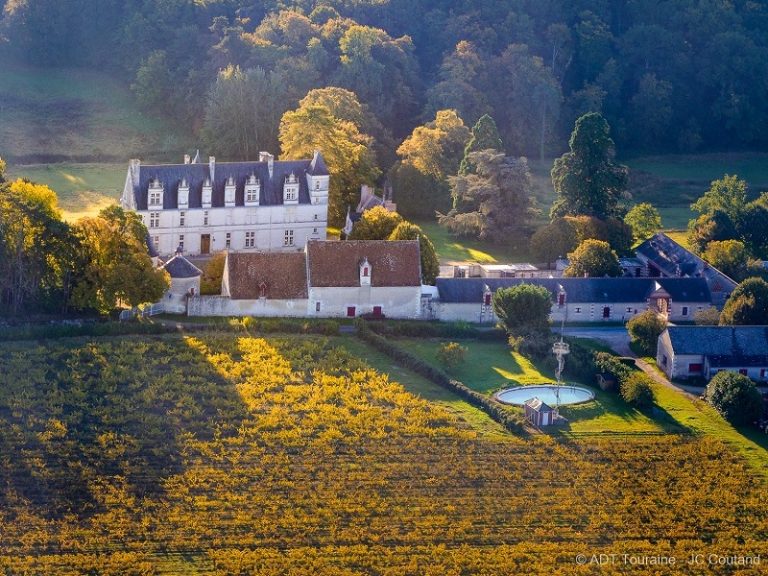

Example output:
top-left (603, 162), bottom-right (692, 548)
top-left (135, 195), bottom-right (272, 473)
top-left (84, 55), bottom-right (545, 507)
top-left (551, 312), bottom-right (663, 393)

top-left (434, 277), bottom-right (713, 324)
top-left (657, 326), bottom-right (768, 381)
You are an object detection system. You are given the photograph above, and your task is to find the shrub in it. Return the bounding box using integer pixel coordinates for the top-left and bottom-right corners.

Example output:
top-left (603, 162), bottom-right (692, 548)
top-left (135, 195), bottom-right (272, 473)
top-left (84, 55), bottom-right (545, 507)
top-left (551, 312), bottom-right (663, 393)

top-left (492, 284), bottom-right (552, 337)
top-left (593, 351), bottom-right (632, 384)
top-left (200, 252), bottom-right (226, 295)
top-left (626, 309), bottom-right (667, 356)
top-left (706, 371), bottom-right (764, 425)
top-left (620, 373), bottom-right (655, 409)
top-left (437, 342), bottom-right (467, 369)
top-left (694, 307), bottom-right (721, 325)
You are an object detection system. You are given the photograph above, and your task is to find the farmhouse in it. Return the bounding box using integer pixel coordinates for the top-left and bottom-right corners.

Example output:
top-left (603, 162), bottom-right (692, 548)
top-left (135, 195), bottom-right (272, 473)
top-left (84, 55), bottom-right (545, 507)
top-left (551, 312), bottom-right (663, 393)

top-left (434, 277), bottom-right (713, 324)
top-left (187, 240), bottom-right (423, 319)
top-left (636, 233), bottom-right (737, 306)
top-left (121, 151), bottom-right (329, 258)
top-left (657, 326), bottom-right (768, 381)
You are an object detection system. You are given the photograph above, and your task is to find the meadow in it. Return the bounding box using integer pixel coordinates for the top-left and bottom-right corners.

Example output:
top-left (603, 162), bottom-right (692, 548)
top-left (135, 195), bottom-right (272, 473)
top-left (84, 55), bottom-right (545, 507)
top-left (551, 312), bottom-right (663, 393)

top-left (0, 332), bottom-right (767, 574)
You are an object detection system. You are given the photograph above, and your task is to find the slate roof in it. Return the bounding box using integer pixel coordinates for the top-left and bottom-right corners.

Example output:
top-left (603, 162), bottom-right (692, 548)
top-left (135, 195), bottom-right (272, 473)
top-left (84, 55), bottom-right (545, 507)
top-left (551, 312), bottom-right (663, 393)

top-left (145, 234), bottom-right (159, 258)
top-left (226, 252), bottom-right (308, 299)
top-left (162, 255), bottom-right (202, 278)
top-left (130, 154), bottom-right (326, 210)
top-left (435, 277), bottom-right (711, 304)
top-left (307, 240), bottom-right (421, 287)
top-left (665, 326), bottom-right (768, 357)
top-left (307, 150), bottom-right (329, 176)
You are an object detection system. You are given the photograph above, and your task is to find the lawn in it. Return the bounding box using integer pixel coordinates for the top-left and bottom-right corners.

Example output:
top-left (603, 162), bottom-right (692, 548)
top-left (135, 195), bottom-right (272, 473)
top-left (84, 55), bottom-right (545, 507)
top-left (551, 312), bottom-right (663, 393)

top-left (6, 163), bottom-right (125, 221)
top-left (398, 338), bottom-right (668, 435)
top-left (414, 219), bottom-right (530, 264)
top-left (1, 333), bottom-right (767, 573)
top-left (0, 58), bottom-right (191, 164)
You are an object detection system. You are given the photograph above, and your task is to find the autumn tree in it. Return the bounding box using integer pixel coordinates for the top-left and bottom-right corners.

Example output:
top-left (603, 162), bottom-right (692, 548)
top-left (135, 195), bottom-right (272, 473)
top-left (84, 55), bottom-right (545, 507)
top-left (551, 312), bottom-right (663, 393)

top-left (565, 239), bottom-right (621, 277)
top-left (702, 240), bottom-right (749, 281)
top-left (280, 102), bottom-right (379, 227)
top-left (71, 206), bottom-right (169, 313)
top-left (530, 218), bottom-right (578, 269)
top-left (624, 203), bottom-right (662, 242)
top-left (551, 113), bottom-right (628, 220)
top-left (388, 221), bottom-right (440, 285)
top-left (440, 150), bottom-right (536, 245)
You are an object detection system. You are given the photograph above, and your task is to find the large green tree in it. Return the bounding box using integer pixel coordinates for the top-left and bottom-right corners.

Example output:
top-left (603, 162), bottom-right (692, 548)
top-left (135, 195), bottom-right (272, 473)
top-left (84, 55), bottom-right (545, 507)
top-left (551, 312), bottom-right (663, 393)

top-left (551, 113), bottom-right (628, 220)
top-left (387, 221), bottom-right (440, 285)
top-left (458, 114), bottom-right (504, 175)
top-left (690, 174), bottom-right (748, 225)
top-left (492, 284), bottom-right (552, 337)
top-left (706, 371), bottom-right (764, 426)
top-left (624, 203), bottom-right (662, 242)
top-left (719, 277), bottom-right (768, 325)
top-left (702, 240), bottom-right (749, 281)
top-left (440, 150), bottom-right (536, 245)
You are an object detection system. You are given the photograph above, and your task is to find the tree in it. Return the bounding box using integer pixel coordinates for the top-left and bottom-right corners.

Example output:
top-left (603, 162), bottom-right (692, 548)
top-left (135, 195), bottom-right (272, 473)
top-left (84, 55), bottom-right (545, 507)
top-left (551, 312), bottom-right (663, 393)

top-left (702, 240), bottom-right (749, 281)
top-left (739, 199), bottom-right (768, 258)
top-left (620, 373), bottom-right (655, 409)
top-left (203, 66), bottom-right (288, 160)
top-left (694, 307), bottom-right (721, 325)
top-left (387, 222), bottom-right (440, 285)
top-left (719, 277), bottom-right (768, 325)
top-left (687, 210), bottom-right (739, 255)
top-left (70, 206), bottom-right (169, 314)
top-left (551, 113), bottom-right (628, 220)
top-left (0, 179), bottom-right (75, 315)
top-left (690, 174), bottom-right (747, 225)
top-left (437, 342), bottom-right (467, 371)
top-left (200, 252), bottom-right (226, 295)
top-left (529, 218), bottom-right (578, 269)
top-left (348, 206), bottom-right (403, 241)
top-left (0, 157), bottom-right (6, 183)
top-left (706, 371), bottom-right (764, 425)
top-left (492, 284), bottom-right (552, 337)
top-left (626, 310), bottom-right (667, 356)
top-left (564, 239), bottom-right (621, 277)
top-left (624, 203), bottom-right (662, 242)
top-left (280, 103), bottom-right (380, 227)
top-left (458, 114), bottom-right (504, 175)
top-left (440, 151), bottom-right (536, 245)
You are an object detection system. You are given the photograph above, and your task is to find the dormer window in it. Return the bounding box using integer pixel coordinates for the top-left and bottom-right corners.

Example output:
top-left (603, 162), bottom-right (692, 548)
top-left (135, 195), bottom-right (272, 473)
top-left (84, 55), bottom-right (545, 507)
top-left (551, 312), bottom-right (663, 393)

top-left (224, 175), bottom-right (236, 207)
top-left (245, 173), bottom-right (260, 206)
top-left (148, 178), bottom-right (163, 207)
top-left (178, 178), bottom-right (189, 208)
top-left (360, 258), bottom-right (371, 286)
top-left (202, 178), bottom-right (212, 208)
top-left (283, 173), bottom-right (299, 204)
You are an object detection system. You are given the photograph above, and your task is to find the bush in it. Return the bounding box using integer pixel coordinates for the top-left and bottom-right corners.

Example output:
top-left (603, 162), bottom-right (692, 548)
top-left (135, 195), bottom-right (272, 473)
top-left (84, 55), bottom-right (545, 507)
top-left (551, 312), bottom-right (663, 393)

top-left (200, 252), bottom-right (226, 295)
top-left (626, 310), bottom-right (667, 356)
top-left (593, 351), bottom-right (632, 383)
top-left (620, 373), bottom-right (655, 409)
top-left (706, 371), bottom-right (764, 425)
top-left (437, 342), bottom-right (467, 369)
top-left (492, 284), bottom-right (552, 337)
top-left (694, 307), bottom-right (721, 325)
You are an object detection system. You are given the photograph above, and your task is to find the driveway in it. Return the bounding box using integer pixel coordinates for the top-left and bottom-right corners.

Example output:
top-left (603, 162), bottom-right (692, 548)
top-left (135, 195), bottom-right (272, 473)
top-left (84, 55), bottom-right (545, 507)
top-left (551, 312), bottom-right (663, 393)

top-left (561, 326), bottom-right (632, 356)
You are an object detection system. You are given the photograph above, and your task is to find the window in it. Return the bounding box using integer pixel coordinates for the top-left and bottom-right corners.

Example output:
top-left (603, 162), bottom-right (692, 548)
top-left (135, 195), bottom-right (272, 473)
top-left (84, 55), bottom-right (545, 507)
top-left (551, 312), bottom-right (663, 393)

top-left (314, 214), bottom-right (318, 220)
top-left (739, 368), bottom-right (748, 375)
top-left (313, 227), bottom-right (318, 235)
top-left (689, 363), bottom-right (703, 373)
top-left (149, 189), bottom-right (162, 206)
top-left (626, 307), bottom-right (632, 313)
top-left (558, 294), bottom-right (565, 307)
top-left (682, 306), bottom-right (689, 316)
top-left (178, 235), bottom-right (184, 250)
top-left (245, 231), bottom-right (255, 248)
top-left (225, 233), bottom-right (231, 249)
top-left (149, 212), bottom-right (160, 228)
top-left (246, 187), bottom-right (258, 203)
top-left (315, 302), bottom-right (321, 312)
top-left (363, 267), bottom-right (369, 277)
top-left (203, 211), bottom-right (209, 226)
top-left (373, 306), bottom-right (382, 316)
top-left (484, 293), bottom-right (491, 306)
top-left (346, 306), bottom-right (356, 317)
top-left (284, 229), bottom-right (294, 246)
top-left (315, 180), bottom-right (320, 190)
top-left (574, 307), bottom-right (581, 313)
top-left (602, 306), bottom-right (611, 319)
top-left (179, 211), bottom-right (185, 227)
top-left (153, 236), bottom-right (160, 250)
top-left (259, 282), bottom-right (267, 298)
top-left (661, 355), bottom-right (668, 367)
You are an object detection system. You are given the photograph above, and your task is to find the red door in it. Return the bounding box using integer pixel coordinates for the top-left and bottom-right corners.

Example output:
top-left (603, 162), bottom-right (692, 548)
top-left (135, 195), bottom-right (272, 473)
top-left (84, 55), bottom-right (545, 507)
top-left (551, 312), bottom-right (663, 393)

top-left (346, 306), bottom-right (356, 317)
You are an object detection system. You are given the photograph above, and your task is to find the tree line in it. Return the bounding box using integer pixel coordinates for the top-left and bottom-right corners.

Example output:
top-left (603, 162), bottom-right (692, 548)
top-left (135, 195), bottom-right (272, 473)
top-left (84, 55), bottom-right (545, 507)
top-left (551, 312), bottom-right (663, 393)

top-left (4, 0), bottom-right (768, 160)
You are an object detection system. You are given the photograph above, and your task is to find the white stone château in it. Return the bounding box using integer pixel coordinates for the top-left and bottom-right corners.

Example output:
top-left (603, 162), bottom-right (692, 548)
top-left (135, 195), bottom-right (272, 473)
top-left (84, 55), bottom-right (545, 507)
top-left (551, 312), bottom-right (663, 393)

top-left (121, 151), bottom-right (330, 257)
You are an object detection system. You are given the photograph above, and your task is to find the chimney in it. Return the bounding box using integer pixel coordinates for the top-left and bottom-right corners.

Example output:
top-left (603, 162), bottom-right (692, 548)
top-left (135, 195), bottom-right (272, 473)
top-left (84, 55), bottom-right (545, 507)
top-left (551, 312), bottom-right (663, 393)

top-left (259, 151), bottom-right (274, 179)
top-left (209, 156), bottom-right (216, 182)
top-left (129, 159), bottom-right (141, 183)
top-left (184, 154), bottom-right (190, 164)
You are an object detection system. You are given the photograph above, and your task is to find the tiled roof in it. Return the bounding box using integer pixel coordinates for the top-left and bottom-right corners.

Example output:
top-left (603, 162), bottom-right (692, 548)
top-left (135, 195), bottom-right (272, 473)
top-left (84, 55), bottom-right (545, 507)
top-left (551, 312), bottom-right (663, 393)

top-left (131, 157), bottom-right (317, 210)
top-left (435, 277), bottom-right (711, 304)
top-left (226, 252), bottom-right (308, 299)
top-left (665, 326), bottom-right (768, 357)
top-left (307, 240), bottom-right (421, 287)
top-left (162, 255), bottom-right (202, 278)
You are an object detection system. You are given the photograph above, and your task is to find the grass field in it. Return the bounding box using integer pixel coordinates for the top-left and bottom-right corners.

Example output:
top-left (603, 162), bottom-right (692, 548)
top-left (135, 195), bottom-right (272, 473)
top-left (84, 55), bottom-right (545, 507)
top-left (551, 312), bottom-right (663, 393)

top-left (1, 332), bottom-right (767, 573)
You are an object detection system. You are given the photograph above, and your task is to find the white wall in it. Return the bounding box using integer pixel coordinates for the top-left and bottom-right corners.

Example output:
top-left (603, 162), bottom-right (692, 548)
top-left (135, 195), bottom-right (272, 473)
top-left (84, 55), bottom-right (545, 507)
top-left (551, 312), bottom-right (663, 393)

top-left (187, 295), bottom-right (308, 317)
top-left (308, 286), bottom-right (421, 319)
top-left (161, 276), bottom-right (200, 314)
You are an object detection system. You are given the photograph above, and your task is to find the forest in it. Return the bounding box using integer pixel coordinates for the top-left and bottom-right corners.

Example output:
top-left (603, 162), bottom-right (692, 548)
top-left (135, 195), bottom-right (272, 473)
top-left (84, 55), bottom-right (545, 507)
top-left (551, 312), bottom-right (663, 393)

top-left (3, 0), bottom-right (768, 161)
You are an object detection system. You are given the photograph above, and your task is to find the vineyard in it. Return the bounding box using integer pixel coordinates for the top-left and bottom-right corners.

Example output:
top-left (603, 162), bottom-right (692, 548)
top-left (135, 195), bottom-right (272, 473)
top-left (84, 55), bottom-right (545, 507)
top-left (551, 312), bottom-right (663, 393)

top-left (1, 333), bottom-right (767, 574)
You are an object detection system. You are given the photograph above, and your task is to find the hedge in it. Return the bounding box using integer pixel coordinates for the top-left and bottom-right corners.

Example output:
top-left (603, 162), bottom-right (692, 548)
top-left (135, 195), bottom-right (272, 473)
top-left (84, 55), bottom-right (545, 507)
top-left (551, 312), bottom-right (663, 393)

top-left (356, 322), bottom-right (524, 433)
